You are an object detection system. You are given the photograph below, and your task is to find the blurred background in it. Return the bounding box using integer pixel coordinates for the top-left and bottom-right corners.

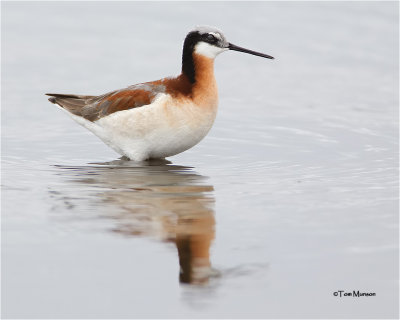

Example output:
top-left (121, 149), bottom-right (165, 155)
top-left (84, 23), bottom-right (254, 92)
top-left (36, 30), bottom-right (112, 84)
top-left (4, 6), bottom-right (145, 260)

top-left (2, 1), bottom-right (398, 318)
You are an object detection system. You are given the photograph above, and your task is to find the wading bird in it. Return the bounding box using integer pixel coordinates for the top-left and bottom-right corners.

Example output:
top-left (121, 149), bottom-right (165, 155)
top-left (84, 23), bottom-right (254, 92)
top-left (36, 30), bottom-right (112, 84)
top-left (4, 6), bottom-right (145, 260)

top-left (47, 26), bottom-right (274, 161)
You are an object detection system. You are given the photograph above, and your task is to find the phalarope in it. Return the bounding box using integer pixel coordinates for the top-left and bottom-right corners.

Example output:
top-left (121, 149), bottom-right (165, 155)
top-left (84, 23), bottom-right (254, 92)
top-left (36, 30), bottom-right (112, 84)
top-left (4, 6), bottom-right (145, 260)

top-left (47, 26), bottom-right (274, 161)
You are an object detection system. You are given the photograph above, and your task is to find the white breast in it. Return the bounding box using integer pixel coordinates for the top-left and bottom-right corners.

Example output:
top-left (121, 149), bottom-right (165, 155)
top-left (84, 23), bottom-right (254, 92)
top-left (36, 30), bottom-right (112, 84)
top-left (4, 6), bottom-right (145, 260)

top-left (71, 94), bottom-right (218, 161)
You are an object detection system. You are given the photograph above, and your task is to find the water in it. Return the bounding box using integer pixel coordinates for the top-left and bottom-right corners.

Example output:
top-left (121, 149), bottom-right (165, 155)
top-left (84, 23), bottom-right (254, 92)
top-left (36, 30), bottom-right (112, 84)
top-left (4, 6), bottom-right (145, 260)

top-left (2, 2), bottom-right (398, 318)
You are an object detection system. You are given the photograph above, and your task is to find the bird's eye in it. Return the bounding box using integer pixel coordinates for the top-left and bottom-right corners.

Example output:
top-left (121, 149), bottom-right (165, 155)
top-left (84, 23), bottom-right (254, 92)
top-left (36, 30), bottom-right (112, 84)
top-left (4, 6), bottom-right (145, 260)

top-left (206, 34), bottom-right (216, 42)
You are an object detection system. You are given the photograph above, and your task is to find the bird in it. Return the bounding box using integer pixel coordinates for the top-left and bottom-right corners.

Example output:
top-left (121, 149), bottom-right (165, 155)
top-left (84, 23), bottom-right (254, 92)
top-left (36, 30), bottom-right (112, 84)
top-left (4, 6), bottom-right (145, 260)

top-left (46, 26), bottom-right (274, 161)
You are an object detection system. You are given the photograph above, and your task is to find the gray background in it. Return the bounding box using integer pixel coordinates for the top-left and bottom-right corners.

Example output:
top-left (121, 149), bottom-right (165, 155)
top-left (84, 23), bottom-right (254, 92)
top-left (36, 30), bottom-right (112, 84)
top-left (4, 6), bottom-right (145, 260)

top-left (2, 1), bottom-right (399, 318)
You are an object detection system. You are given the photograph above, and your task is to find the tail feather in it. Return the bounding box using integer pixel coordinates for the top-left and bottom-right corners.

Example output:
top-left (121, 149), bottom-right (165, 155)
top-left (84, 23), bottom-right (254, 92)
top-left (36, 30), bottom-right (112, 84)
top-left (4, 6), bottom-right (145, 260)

top-left (46, 93), bottom-right (95, 117)
top-left (46, 93), bottom-right (95, 99)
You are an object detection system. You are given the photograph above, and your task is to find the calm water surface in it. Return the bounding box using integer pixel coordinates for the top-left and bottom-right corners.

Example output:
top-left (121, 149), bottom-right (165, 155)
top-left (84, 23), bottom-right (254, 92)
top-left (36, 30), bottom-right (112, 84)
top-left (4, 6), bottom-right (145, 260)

top-left (2, 2), bottom-right (398, 318)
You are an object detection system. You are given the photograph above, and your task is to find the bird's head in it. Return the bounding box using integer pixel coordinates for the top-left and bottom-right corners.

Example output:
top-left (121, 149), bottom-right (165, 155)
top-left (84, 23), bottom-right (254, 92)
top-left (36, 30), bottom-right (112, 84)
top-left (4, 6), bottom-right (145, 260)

top-left (184, 26), bottom-right (274, 60)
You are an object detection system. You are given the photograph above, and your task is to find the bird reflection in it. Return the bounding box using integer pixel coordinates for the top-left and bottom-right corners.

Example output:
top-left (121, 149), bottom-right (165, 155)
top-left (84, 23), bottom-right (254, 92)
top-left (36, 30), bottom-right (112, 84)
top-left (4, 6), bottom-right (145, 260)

top-left (53, 158), bottom-right (216, 285)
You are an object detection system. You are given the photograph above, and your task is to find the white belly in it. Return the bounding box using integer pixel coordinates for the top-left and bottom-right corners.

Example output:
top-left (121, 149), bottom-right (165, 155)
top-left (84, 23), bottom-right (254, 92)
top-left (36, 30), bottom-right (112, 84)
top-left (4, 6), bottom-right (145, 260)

top-left (71, 94), bottom-right (217, 161)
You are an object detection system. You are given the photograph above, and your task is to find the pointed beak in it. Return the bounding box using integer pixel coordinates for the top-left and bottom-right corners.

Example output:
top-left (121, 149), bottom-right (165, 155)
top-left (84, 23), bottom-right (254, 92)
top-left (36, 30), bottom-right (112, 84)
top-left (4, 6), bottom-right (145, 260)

top-left (228, 43), bottom-right (274, 59)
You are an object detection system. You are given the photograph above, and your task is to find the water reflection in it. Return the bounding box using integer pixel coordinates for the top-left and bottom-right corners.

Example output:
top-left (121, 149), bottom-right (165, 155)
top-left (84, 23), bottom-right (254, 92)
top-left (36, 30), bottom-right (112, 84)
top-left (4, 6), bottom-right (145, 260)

top-left (53, 158), bottom-right (216, 285)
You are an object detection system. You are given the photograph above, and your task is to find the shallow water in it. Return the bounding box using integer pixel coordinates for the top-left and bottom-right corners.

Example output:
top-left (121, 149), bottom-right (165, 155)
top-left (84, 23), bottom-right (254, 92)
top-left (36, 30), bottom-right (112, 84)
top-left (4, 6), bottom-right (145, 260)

top-left (2, 2), bottom-right (399, 318)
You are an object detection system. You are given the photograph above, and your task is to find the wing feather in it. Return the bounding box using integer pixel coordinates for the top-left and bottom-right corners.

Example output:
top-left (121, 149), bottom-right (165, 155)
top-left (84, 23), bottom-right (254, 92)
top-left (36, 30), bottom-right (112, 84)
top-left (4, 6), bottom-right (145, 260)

top-left (46, 83), bottom-right (166, 122)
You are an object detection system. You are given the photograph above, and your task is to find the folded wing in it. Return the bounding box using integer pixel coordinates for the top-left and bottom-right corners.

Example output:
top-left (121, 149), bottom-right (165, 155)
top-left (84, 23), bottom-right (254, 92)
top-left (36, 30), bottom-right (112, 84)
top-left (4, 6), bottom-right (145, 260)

top-left (46, 83), bottom-right (166, 122)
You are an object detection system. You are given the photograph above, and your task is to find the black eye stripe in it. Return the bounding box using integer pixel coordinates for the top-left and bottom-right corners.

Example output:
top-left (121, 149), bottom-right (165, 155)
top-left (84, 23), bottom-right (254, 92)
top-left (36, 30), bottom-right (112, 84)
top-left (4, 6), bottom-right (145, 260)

top-left (203, 33), bottom-right (217, 43)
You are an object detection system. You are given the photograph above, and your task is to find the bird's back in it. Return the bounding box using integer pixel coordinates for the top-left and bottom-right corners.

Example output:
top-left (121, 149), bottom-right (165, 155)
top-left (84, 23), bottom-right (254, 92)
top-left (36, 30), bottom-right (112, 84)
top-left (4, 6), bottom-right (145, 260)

top-left (46, 82), bottom-right (168, 122)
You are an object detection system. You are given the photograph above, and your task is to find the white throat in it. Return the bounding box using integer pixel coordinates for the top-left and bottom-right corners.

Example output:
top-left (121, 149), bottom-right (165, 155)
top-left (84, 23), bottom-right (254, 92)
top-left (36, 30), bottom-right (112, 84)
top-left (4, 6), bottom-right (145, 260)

top-left (194, 42), bottom-right (228, 59)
